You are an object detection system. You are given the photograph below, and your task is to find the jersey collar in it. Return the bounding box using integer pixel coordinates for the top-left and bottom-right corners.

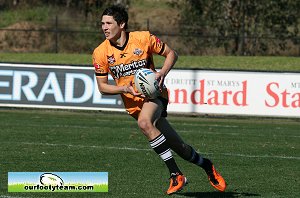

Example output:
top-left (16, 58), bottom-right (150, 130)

top-left (109, 32), bottom-right (129, 51)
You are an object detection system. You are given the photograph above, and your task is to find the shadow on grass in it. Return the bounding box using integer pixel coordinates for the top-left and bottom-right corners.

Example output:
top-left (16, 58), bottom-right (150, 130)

top-left (177, 191), bottom-right (261, 197)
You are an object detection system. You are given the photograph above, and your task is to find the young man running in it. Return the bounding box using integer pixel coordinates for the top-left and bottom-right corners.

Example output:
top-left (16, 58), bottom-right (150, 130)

top-left (93, 5), bottom-right (226, 195)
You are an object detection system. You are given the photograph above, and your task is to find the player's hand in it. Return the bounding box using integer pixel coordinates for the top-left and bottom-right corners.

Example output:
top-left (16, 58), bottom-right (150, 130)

top-left (124, 82), bottom-right (144, 97)
top-left (155, 71), bottom-right (165, 91)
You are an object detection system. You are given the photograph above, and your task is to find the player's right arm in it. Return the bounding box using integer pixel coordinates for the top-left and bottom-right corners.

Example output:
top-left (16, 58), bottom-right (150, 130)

top-left (96, 76), bottom-right (142, 96)
top-left (96, 76), bottom-right (128, 95)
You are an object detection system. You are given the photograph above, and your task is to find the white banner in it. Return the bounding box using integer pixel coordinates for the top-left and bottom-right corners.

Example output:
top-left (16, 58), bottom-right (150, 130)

top-left (165, 70), bottom-right (300, 117)
top-left (0, 63), bottom-right (299, 117)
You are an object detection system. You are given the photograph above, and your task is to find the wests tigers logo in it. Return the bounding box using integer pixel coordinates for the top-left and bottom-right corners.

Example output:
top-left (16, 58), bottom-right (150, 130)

top-left (107, 55), bottom-right (116, 65)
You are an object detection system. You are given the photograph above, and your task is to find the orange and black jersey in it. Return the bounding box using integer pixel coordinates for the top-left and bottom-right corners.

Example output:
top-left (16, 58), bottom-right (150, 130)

top-left (93, 31), bottom-right (165, 86)
top-left (92, 31), bottom-right (167, 118)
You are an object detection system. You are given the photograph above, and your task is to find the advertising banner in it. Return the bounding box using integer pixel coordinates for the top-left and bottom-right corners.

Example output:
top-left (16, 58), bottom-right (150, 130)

top-left (164, 70), bottom-right (300, 117)
top-left (0, 63), bottom-right (124, 111)
top-left (0, 63), bottom-right (299, 117)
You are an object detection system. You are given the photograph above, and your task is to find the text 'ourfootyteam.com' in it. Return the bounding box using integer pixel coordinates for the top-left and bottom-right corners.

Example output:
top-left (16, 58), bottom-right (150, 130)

top-left (23, 184), bottom-right (94, 191)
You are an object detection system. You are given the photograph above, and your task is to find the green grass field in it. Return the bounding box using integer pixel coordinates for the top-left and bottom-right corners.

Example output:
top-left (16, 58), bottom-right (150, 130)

top-left (0, 52), bottom-right (299, 71)
top-left (0, 109), bottom-right (299, 197)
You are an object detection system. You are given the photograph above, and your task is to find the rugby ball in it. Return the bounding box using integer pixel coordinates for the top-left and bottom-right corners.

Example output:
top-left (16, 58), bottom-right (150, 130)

top-left (40, 173), bottom-right (64, 186)
top-left (134, 68), bottom-right (160, 99)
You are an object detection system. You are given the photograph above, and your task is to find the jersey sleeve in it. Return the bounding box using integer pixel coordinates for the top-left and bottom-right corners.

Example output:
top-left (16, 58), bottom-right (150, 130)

top-left (92, 47), bottom-right (109, 77)
top-left (149, 33), bottom-right (165, 55)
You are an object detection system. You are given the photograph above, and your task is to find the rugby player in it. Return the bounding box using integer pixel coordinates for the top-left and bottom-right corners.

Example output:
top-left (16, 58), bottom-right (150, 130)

top-left (92, 5), bottom-right (226, 195)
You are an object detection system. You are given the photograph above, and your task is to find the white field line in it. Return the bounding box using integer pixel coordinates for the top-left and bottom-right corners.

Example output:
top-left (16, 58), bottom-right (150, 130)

top-left (179, 130), bottom-right (300, 138)
top-left (0, 116), bottom-right (242, 128)
top-left (1, 122), bottom-right (240, 129)
top-left (4, 124), bottom-right (300, 138)
top-left (22, 142), bottom-right (151, 151)
top-left (21, 142), bottom-right (300, 160)
top-left (3, 122), bottom-right (299, 138)
top-left (171, 123), bottom-right (240, 128)
top-left (0, 196), bottom-right (36, 198)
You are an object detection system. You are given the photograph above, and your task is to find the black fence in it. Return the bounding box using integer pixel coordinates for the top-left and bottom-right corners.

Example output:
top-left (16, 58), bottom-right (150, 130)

top-left (1, 17), bottom-right (299, 56)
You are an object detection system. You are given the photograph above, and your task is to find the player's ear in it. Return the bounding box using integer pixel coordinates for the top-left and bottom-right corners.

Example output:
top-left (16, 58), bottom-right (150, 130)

top-left (120, 22), bottom-right (126, 29)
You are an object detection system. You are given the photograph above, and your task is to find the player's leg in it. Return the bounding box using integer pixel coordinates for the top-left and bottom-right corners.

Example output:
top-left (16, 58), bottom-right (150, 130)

top-left (137, 99), bottom-right (162, 140)
top-left (156, 117), bottom-right (227, 192)
top-left (137, 99), bottom-right (187, 194)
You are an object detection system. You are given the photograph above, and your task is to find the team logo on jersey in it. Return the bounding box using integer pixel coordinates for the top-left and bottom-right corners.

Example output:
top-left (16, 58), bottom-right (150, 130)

top-left (120, 53), bottom-right (128, 58)
top-left (93, 63), bottom-right (106, 74)
top-left (107, 55), bottom-right (116, 65)
top-left (133, 48), bottom-right (143, 56)
top-left (155, 36), bottom-right (163, 47)
top-left (93, 63), bottom-right (101, 69)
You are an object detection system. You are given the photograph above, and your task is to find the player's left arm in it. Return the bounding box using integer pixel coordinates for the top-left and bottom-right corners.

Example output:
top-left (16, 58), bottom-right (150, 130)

top-left (156, 44), bottom-right (178, 87)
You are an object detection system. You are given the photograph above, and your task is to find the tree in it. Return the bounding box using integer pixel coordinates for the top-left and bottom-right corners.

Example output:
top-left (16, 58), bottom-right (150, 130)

top-left (176, 0), bottom-right (299, 55)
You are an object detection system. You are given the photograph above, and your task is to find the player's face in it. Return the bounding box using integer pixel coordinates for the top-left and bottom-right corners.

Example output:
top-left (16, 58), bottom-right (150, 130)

top-left (101, 15), bottom-right (123, 41)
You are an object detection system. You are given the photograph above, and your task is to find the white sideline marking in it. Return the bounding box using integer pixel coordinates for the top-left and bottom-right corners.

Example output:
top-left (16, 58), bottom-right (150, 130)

top-left (172, 123), bottom-right (239, 128)
top-left (218, 153), bottom-right (300, 160)
top-left (21, 142), bottom-right (300, 160)
top-left (0, 196), bottom-right (34, 198)
top-left (3, 122), bottom-right (300, 138)
top-left (22, 142), bottom-right (151, 151)
top-left (1, 122), bottom-right (239, 129)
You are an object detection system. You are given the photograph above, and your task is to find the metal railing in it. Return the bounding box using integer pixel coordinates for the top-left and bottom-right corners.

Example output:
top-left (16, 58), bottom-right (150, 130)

top-left (0, 18), bottom-right (299, 56)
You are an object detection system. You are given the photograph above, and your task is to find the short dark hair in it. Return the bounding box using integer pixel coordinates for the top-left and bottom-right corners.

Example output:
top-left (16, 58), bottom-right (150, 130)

top-left (102, 5), bottom-right (128, 30)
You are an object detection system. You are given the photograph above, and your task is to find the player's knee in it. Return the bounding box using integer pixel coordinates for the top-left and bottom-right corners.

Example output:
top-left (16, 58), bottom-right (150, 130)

top-left (171, 143), bottom-right (192, 161)
top-left (182, 143), bottom-right (193, 154)
top-left (174, 142), bottom-right (188, 153)
top-left (137, 118), bottom-right (153, 133)
top-left (180, 143), bottom-right (187, 150)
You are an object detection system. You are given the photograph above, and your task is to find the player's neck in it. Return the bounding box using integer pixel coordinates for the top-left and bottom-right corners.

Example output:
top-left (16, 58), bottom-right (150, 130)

top-left (113, 31), bottom-right (127, 47)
